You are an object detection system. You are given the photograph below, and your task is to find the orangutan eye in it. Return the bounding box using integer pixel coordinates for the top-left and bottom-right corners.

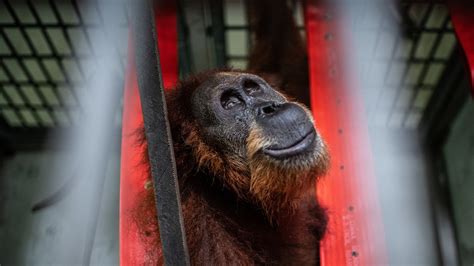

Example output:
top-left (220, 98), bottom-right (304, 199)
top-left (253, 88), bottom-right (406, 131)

top-left (221, 90), bottom-right (243, 110)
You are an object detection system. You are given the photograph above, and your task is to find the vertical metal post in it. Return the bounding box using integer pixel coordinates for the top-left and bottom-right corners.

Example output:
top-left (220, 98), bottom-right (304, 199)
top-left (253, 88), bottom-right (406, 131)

top-left (120, 0), bottom-right (186, 265)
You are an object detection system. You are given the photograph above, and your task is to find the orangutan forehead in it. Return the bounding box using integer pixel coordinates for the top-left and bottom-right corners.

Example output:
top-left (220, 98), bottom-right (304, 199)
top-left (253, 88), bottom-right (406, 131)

top-left (214, 72), bottom-right (261, 80)
top-left (210, 72), bottom-right (266, 86)
top-left (216, 72), bottom-right (240, 77)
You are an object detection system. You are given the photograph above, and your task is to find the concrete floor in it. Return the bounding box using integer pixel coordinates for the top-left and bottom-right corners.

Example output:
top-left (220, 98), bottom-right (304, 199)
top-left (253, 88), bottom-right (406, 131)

top-left (0, 150), bottom-right (120, 265)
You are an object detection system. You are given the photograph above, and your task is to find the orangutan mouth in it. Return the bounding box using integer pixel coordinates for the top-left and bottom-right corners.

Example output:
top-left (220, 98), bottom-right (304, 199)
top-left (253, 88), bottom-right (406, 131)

top-left (263, 130), bottom-right (316, 159)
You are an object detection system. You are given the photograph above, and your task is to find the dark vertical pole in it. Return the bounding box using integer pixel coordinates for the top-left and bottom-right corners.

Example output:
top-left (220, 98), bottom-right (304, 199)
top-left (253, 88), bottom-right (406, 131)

top-left (131, 0), bottom-right (190, 265)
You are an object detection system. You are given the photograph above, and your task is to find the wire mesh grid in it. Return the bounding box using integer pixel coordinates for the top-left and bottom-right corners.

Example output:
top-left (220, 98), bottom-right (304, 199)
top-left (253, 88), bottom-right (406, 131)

top-left (0, 0), bottom-right (128, 130)
top-left (363, 2), bottom-right (457, 129)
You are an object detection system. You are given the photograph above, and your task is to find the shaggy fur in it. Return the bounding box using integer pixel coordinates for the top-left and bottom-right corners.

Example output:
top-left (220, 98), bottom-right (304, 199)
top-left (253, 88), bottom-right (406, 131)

top-left (133, 71), bottom-right (329, 265)
top-left (247, 123), bottom-right (329, 219)
top-left (131, 0), bottom-right (330, 264)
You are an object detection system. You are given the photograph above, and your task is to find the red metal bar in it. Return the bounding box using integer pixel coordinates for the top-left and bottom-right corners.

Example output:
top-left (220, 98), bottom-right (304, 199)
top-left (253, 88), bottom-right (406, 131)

top-left (304, 1), bottom-right (387, 265)
top-left (119, 2), bottom-right (177, 265)
top-left (449, 1), bottom-right (474, 97)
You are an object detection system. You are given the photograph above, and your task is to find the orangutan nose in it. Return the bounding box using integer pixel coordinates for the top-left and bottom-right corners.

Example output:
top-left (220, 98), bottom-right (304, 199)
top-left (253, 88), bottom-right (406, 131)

top-left (256, 102), bottom-right (306, 123)
top-left (255, 102), bottom-right (283, 117)
top-left (256, 102), bottom-right (314, 149)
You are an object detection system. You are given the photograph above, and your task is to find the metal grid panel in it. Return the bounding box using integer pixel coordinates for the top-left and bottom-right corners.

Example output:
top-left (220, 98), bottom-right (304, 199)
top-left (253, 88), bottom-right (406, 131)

top-left (223, 0), bottom-right (249, 69)
top-left (371, 3), bottom-right (456, 129)
top-left (0, 0), bottom-right (128, 130)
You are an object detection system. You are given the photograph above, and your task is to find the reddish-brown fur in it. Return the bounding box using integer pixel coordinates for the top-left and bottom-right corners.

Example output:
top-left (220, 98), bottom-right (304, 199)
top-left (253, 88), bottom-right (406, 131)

top-left (132, 70), bottom-right (328, 265)
top-left (132, 0), bottom-right (328, 264)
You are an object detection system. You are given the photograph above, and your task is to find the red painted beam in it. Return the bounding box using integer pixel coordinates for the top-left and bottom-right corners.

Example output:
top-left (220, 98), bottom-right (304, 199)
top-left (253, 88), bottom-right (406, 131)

top-left (449, 1), bottom-right (474, 97)
top-left (119, 1), bottom-right (178, 265)
top-left (304, 1), bottom-right (388, 265)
